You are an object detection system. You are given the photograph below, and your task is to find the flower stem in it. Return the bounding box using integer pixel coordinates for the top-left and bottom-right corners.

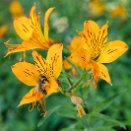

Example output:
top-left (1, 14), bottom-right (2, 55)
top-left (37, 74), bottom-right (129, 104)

top-left (62, 67), bottom-right (73, 87)
top-left (68, 71), bottom-right (87, 92)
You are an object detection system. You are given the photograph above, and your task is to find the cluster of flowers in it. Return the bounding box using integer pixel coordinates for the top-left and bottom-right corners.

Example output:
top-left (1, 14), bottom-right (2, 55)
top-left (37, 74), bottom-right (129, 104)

top-left (88, 0), bottom-right (128, 19)
top-left (5, 5), bottom-right (128, 116)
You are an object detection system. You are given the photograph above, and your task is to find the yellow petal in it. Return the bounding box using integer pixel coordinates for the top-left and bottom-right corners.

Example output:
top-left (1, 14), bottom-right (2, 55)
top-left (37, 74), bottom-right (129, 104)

top-left (46, 44), bottom-right (63, 79)
top-left (68, 48), bottom-right (91, 69)
top-left (29, 5), bottom-right (48, 47)
top-left (83, 20), bottom-right (99, 36)
top-left (96, 62), bottom-right (111, 85)
top-left (30, 5), bottom-right (47, 45)
top-left (12, 62), bottom-right (39, 86)
top-left (45, 78), bottom-right (59, 96)
top-left (99, 22), bottom-right (108, 44)
top-left (97, 40), bottom-right (128, 63)
top-left (29, 5), bottom-right (38, 25)
top-left (110, 4), bottom-right (128, 19)
top-left (10, 1), bottom-right (24, 18)
top-left (88, 0), bottom-right (106, 16)
top-left (69, 36), bottom-right (87, 53)
top-left (32, 51), bottom-right (47, 76)
top-left (5, 38), bottom-right (47, 56)
top-left (91, 61), bottom-right (111, 88)
top-left (44, 7), bottom-right (55, 41)
top-left (14, 16), bottom-right (33, 40)
top-left (18, 88), bottom-right (43, 106)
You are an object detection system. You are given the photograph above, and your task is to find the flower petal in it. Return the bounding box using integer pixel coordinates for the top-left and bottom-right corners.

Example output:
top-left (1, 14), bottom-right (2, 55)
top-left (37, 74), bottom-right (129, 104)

top-left (9, 0), bottom-right (24, 18)
top-left (32, 51), bottom-right (47, 76)
top-left (69, 36), bottom-right (87, 53)
top-left (99, 22), bottom-right (108, 44)
top-left (29, 5), bottom-right (38, 25)
top-left (44, 7), bottom-right (55, 41)
top-left (45, 78), bottom-right (59, 96)
top-left (83, 20), bottom-right (99, 36)
top-left (12, 62), bottom-right (39, 86)
top-left (109, 4), bottom-right (128, 19)
top-left (97, 40), bottom-right (128, 63)
top-left (66, 48), bottom-right (91, 69)
top-left (88, 0), bottom-right (106, 16)
top-left (96, 62), bottom-right (111, 84)
top-left (18, 88), bottom-right (43, 106)
top-left (14, 16), bottom-right (33, 40)
top-left (5, 38), bottom-right (47, 56)
top-left (46, 44), bottom-right (63, 79)
top-left (91, 61), bottom-right (111, 88)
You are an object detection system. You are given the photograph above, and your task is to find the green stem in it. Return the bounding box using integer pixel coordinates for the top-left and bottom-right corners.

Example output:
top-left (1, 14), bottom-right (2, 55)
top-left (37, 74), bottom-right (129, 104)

top-left (58, 86), bottom-right (66, 95)
top-left (62, 67), bottom-right (73, 87)
top-left (66, 76), bottom-right (73, 87)
top-left (68, 71), bottom-right (87, 92)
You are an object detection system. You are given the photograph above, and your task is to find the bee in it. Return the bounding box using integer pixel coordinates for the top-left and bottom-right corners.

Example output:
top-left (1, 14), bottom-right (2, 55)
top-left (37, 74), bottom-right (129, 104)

top-left (38, 75), bottom-right (48, 95)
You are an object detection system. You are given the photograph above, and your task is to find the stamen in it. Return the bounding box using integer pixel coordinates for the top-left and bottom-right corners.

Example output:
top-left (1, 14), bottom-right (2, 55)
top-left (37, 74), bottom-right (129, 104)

top-left (28, 102), bottom-right (36, 112)
top-left (39, 100), bottom-right (47, 117)
top-left (37, 103), bottom-right (41, 111)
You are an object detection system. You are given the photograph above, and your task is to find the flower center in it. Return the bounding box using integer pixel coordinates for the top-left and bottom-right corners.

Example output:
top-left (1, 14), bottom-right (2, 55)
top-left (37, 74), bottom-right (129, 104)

top-left (82, 32), bottom-right (106, 60)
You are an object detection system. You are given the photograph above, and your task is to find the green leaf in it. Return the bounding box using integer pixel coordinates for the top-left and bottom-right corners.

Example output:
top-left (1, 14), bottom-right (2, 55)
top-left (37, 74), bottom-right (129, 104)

top-left (77, 112), bottom-right (126, 130)
top-left (124, 121), bottom-right (131, 126)
top-left (91, 89), bottom-right (127, 114)
top-left (56, 105), bottom-right (77, 119)
top-left (37, 105), bottom-right (61, 127)
top-left (96, 113), bottom-right (126, 129)
top-left (60, 118), bottom-right (88, 131)
top-left (60, 122), bottom-right (80, 131)
top-left (94, 127), bottom-right (116, 131)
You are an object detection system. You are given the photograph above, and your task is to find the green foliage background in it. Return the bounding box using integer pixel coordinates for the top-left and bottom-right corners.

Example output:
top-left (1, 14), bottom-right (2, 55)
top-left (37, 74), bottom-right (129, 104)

top-left (0, 0), bottom-right (131, 131)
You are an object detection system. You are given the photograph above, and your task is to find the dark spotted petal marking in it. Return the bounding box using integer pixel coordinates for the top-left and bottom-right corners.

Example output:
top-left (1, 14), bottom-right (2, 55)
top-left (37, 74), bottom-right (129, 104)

top-left (32, 51), bottom-right (47, 75)
top-left (97, 40), bottom-right (128, 63)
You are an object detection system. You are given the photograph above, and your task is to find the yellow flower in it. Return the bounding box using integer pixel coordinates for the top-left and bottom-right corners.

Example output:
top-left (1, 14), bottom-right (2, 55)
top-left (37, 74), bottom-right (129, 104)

top-left (88, 0), bottom-right (106, 16)
top-left (0, 25), bottom-right (8, 39)
top-left (10, 0), bottom-right (24, 18)
top-left (5, 5), bottom-right (55, 56)
top-left (109, 4), bottom-right (128, 19)
top-left (12, 44), bottom-right (63, 111)
top-left (65, 20), bottom-right (128, 87)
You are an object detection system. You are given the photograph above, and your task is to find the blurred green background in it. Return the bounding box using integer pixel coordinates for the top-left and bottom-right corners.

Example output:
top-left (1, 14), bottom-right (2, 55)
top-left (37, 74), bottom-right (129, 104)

top-left (0, 0), bottom-right (131, 130)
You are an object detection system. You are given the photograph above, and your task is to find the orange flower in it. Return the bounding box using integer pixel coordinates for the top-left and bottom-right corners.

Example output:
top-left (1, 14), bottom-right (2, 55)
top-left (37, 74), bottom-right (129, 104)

top-left (88, 0), bottom-right (106, 16)
top-left (109, 4), bottom-right (128, 19)
top-left (0, 25), bottom-right (8, 39)
top-left (5, 5), bottom-right (55, 56)
top-left (65, 20), bottom-right (128, 87)
top-left (10, 0), bottom-right (24, 18)
top-left (12, 44), bottom-right (63, 111)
